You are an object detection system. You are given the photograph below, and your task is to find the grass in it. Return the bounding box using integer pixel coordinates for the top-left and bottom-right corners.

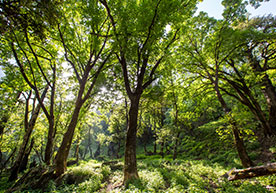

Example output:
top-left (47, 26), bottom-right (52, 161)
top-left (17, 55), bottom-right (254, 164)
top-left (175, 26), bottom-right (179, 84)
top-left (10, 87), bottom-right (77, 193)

top-left (104, 157), bottom-right (275, 193)
top-left (2, 119), bottom-right (275, 192)
top-left (1, 155), bottom-right (276, 192)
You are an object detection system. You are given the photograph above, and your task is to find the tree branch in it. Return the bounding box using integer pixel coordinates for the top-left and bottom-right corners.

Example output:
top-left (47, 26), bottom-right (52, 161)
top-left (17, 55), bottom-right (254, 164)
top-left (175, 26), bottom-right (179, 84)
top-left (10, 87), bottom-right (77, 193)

top-left (142, 29), bottom-right (180, 90)
top-left (58, 24), bottom-right (81, 83)
top-left (24, 29), bottom-right (52, 88)
top-left (82, 53), bottom-right (111, 102)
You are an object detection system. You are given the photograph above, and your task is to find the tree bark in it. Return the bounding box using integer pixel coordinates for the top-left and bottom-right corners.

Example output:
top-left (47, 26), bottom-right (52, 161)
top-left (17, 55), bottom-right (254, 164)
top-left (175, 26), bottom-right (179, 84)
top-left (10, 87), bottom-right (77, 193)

top-left (94, 142), bottom-right (101, 158)
top-left (211, 71), bottom-right (253, 167)
top-left (229, 79), bottom-right (273, 136)
top-left (44, 66), bottom-right (56, 165)
top-left (123, 95), bottom-right (140, 183)
top-left (88, 126), bottom-right (93, 159)
top-left (45, 118), bottom-right (55, 165)
top-left (173, 131), bottom-right (181, 160)
top-left (230, 120), bottom-right (254, 167)
top-left (160, 141), bottom-right (164, 158)
top-left (116, 140), bottom-right (121, 159)
top-left (247, 49), bottom-right (276, 132)
top-left (0, 147), bottom-right (16, 173)
top-left (227, 163), bottom-right (276, 181)
top-left (74, 135), bottom-right (80, 164)
top-left (54, 99), bottom-right (83, 176)
top-left (9, 88), bottom-right (47, 182)
top-left (225, 61), bottom-right (274, 136)
top-left (143, 142), bottom-right (148, 154)
top-left (153, 137), bottom-right (157, 154)
top-left (19, 138), bottom-right (34, 173)
top-left (262, 75), bottom-right (276, 131)
top-left (172, 91), bottom-right (180, 160)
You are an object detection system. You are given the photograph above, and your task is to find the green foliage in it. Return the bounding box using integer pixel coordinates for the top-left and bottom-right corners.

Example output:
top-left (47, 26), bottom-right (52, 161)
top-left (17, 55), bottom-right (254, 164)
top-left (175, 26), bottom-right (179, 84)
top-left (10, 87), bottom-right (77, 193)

top-left (0, 175), bottom-right (13, 192)
top-left (73, 177), bottom-right (102, 193)
top-left (2, 153), bottom-right (276, 193)
top-left (102, 156), bottom-right (276, 192)
top-left (66, 160), bottom-right (108, 182)
top-left (43, 160), bottom-right (111, 192)
top-left (0, 1), bottom-right (275, 193)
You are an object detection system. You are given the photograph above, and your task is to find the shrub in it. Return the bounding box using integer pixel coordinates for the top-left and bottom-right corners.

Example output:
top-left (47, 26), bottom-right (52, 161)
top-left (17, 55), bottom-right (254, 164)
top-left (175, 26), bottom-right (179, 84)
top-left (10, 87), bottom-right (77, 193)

top-left (74, 177), bottom-right (102, 192)
top-left (140, 169), bottom-right (166, 191)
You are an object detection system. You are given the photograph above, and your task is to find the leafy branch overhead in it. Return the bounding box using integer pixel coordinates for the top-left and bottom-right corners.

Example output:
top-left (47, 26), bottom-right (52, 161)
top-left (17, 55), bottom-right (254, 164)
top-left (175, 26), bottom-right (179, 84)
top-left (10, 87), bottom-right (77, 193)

top-left (0, 0), bottom-right (276, 192)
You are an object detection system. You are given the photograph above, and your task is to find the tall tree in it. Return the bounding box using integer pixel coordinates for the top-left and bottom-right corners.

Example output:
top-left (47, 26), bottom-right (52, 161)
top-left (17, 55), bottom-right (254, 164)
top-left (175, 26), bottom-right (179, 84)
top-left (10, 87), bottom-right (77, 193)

top-left (1, 0), bottom-right (62, 166)
top-left (100, 0), bottom-right (197, 182)
top-left (9, 88), bottom-right (48, 181)
top-left (179, 13), bottom-right (254, 167)
top-left (235, 16), bottom-right (276, 133)
top-left (54, 0), bottom-right (112, 176)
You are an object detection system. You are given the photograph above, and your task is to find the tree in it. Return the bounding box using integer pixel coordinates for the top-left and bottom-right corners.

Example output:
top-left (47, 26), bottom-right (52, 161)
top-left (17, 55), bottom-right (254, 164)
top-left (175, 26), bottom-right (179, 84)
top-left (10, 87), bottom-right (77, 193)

top-left (235, 16), bottom-right (276, 133)
top-left (54, 0), bottom-right (112, 176)
top-left (9, 88), bottom-right (48, 181)
top-left (179, 12), bottom-right (254, 167)
top-left (0, 68), bottom-right (23, 167)
top-left (100, 0), bottom-right (197, 182)
top-left (1, 0), bottom-right (63, 166)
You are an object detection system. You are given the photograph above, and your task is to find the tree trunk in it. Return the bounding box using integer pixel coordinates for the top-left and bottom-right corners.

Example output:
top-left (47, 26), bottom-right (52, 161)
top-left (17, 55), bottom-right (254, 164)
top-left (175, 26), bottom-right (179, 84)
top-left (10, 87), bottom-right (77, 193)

top-left (116, 141), bottom-right (121, 159)
top-left (88, 145), bottom-right (93, 159)
top-left (108, 142), bottom-right (116, 158)
top-left (19, 138), bottom-right (34, 173)
top-left (227, 163), bottom-right (276, 181)
top-left (123, 96), bottom-right (140, 183)
top-left (173, 132), bottom-right (181, 160)
top-left (226, 63), bottom-right (274, 136)
top-left (143, 143), bottom-right (148, 154)
top-left (9, 88), bottom-right (47, 182)
top-left (172, 79), bottom-right (180, 160)
top-left (246, 88), bottom-right (273, 136)
top-left (74, 134), bottom-right (81, 164)
top-left (230, 121), bottom-right (254, 167)
top-left (0, 147), bottom-right (16, 173)
top-left (45, 75), bottom-right (56, 165)
top-left (247, 50), bottom-right (276, 132)
top-left (262, 75), bottom-right (276, 131)
top-left (213, 77), bottom-right (253, 167)
top-left (94, 143), bottom-right (101, 158)
top-left (153, 137), bottom-right (157, 154)
top-left (160, 141), bottom-right (164, 158)
top-left (45, 120), bottom-right (54, 165)
top-left (74, 141), bottom-right (80, 164)
top-left (54, 99), bottom-right (83, 177)
top-left (87, 127), bottom-right (93, 159)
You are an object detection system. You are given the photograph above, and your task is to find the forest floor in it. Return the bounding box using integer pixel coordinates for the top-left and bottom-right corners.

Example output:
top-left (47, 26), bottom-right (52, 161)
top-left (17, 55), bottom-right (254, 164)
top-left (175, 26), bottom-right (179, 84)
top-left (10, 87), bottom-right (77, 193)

top-left (1, 155), bottom-right (276, 193)
top-left (1, 124), bottom-right (276, 192)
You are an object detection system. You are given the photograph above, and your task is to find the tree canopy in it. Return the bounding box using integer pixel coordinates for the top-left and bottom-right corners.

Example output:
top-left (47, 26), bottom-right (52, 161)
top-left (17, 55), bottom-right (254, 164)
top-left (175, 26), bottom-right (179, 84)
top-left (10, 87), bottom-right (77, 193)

top-left (0, 0), bottom-right (276, 192)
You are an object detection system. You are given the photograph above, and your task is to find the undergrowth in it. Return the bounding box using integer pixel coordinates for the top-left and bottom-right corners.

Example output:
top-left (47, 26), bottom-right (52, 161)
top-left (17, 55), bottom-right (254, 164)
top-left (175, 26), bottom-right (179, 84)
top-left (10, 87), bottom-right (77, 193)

top-left (1, 120), bottom-right (275, 192)
top-left (1, 156), bottom-right (276, 192)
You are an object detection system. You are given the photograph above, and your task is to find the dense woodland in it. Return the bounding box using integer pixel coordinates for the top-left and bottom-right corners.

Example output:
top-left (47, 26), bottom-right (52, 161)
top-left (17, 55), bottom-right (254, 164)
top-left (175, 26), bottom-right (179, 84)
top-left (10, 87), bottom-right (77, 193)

top-left (0, 0), bottom-right (276, 192)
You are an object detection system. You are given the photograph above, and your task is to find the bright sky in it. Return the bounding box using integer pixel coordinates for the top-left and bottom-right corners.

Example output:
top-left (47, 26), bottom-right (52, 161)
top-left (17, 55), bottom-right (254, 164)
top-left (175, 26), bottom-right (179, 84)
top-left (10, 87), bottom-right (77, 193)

top-left (0, 68), bottom-right (3, 78)
top-left (197, 0), bottom-right (276, 19)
